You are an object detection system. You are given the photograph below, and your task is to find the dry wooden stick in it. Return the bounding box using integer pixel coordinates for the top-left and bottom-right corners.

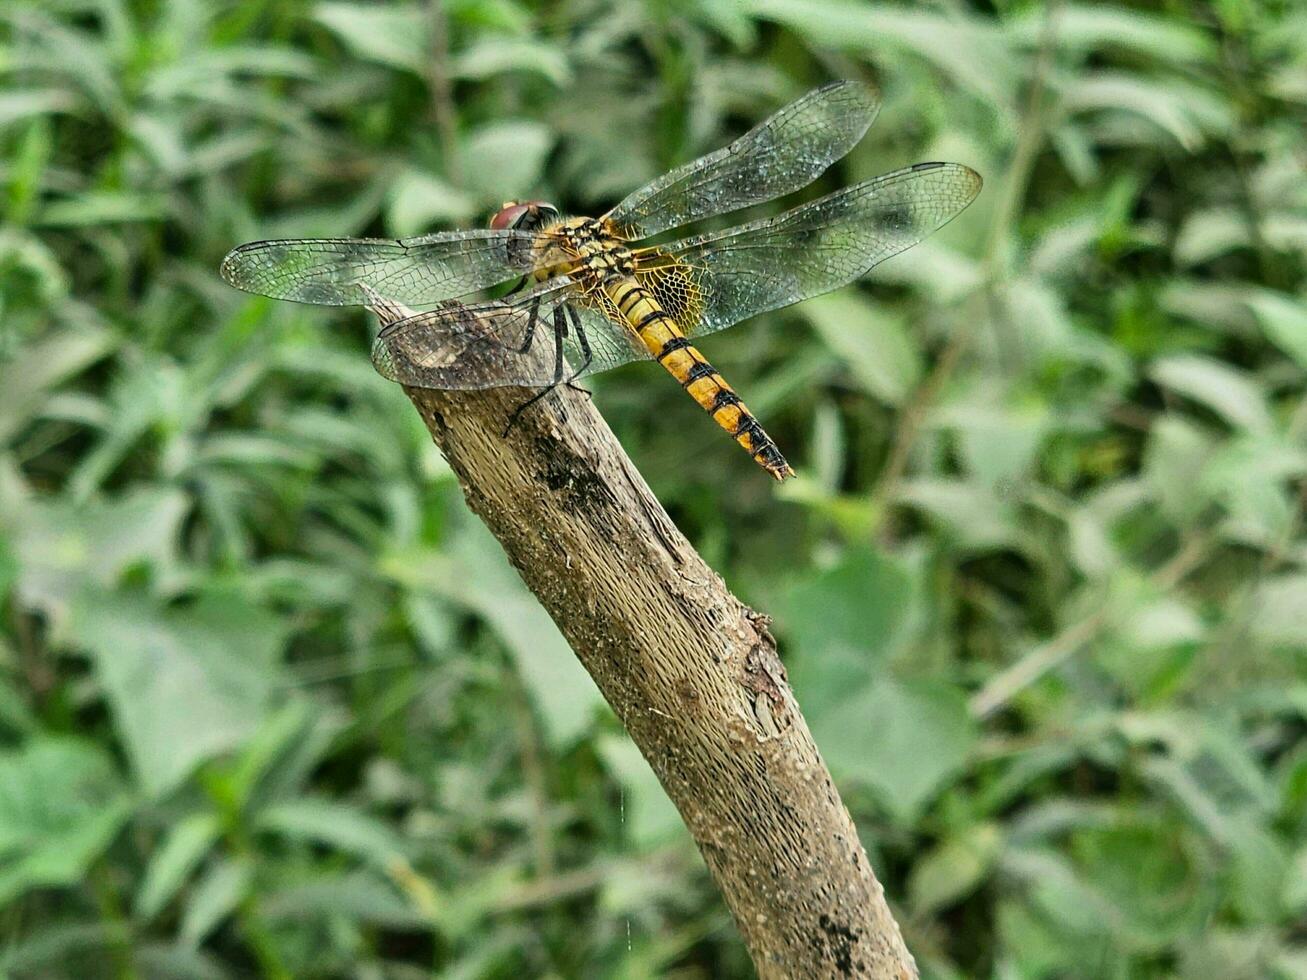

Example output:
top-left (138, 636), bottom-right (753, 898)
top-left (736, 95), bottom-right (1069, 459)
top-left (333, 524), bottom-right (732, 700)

top-left (370, 295), bottom-right (916, 979)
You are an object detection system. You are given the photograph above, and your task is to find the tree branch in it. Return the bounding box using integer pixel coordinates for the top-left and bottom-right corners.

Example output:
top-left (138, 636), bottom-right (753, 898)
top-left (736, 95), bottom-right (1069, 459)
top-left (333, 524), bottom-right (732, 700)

top-left (370, 295), bottom-right (916, 979)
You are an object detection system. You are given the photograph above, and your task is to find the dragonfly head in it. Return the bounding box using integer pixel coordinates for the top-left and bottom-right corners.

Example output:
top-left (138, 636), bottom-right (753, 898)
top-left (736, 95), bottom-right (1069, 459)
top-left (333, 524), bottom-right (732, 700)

top-left (489, 200), bottom-right (561, 232)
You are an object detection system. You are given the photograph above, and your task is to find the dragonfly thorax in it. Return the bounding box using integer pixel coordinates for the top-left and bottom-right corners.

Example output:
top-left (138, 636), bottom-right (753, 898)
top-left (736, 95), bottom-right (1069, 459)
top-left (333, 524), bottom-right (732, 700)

top-left (548, 216), bottom-right (635, 287)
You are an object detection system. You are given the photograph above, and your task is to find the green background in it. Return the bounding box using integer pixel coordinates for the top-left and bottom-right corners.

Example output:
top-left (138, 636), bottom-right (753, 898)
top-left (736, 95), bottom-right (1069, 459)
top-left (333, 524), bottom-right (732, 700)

top-left (3, 0), bottom-right (1306, 977)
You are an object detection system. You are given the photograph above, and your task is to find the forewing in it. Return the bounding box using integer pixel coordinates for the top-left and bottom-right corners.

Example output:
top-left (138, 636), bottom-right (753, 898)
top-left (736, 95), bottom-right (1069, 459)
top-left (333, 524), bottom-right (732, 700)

top-left (603, 80), bottom-right (880, 240)
top-left (368, 280), bottom-right (650, 390)
top-left (220, 229), bottom-right (558, 307)
top-left (658, 162), bottom-right (982, 338)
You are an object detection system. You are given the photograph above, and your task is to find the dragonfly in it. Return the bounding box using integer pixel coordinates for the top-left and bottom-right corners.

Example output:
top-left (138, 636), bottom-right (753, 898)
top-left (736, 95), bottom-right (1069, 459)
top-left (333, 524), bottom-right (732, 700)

top-left (221, 81), bottom-right (981, 480)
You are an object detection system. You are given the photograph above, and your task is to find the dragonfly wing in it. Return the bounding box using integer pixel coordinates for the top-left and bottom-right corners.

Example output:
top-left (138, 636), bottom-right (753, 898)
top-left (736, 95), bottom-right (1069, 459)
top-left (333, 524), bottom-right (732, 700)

top-left (603, 80), bottom-right (880, 240)
top-left (220, 228), bottom-right (555, 307)
top-left (658, 162), bottom-right (982, 338)
top-left (368, 280), bottom-right (650, 390)
top-left (554, 301), bottom-right (654, 378)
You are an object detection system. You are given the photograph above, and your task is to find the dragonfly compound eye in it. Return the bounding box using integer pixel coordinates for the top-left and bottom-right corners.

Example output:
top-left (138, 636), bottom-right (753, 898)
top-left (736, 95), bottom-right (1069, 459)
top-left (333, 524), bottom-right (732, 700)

top-left (489, 202), bottom-right (528, 230)
top-left (490, 201), bottom-right (561, 232)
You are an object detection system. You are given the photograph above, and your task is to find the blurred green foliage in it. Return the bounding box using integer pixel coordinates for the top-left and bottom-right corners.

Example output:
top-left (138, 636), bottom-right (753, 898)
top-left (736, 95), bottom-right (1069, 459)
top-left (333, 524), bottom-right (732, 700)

top-left (2, 0), bottom-right (1307, 977)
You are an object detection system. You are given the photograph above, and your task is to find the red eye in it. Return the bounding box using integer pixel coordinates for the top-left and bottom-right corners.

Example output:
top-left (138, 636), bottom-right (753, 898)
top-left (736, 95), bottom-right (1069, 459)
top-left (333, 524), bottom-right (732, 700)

top-left (489, 201), bottom-right (560, 231)
top-left (489, 203), bottom-right (531, 230)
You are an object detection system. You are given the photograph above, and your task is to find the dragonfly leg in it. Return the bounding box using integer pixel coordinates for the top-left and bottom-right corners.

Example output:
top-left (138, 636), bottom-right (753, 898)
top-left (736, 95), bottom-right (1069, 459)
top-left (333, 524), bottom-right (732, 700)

top-left (501, 304), bottom-right (568, 437)
top-left (514, 294), bottom-right (542, 354)
top-left (562, 305), bottom-right (593, 398)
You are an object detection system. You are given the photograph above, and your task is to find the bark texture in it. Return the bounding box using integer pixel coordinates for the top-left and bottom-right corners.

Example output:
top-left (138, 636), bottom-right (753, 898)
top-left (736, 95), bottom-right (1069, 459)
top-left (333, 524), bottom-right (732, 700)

top-left (372, 297), bottom-right (916, 979)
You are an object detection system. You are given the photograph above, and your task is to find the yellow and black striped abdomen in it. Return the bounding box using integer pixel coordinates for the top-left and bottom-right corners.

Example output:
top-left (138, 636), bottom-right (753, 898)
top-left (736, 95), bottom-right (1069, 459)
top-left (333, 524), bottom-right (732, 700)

top-left (606, 277), bottom-right (794, 481)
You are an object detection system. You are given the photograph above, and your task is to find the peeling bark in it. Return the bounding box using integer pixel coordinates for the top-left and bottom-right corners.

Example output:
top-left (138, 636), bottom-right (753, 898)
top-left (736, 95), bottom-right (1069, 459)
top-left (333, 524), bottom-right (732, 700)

top-left (371, 297), bottom-right (917, 979)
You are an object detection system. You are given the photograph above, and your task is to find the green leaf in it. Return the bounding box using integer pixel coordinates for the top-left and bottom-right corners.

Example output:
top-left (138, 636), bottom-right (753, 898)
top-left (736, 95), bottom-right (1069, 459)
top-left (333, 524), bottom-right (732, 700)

top-left (382, 523), bottom-right (604, 747)
top-left (909, 822), bottom-right (1002, 915)
top-left (596, 735), bottom-right (684, 850)
top-left (462, 121), bottom-right (554, 202)
top-left (782, 547), bottom-right (915, 711)
top-left (0, 327), bottom-right (113, 443)
top-left (181, 857), bottom-right (253, 947)
top-left (1062, 818), bottom-right (1207, 946)
top-left (69, 590), bottom-right (287, 797)
top-left (996, 896), bottom-right (1071, 977)
top-left (257, 799), bottom-right (407, 867)
top-left (68, 357), bottom-right (184, 500)
top-left (800, 292), bottom-right (922, 405)
top-left (808, 398), bottom-right (846, 491)
top-left (225, 699), bottom-right (320, 809)
top-left (895, 479), bottom-right (1019, 552)
top-left (1067, 507), bottom-right (1117, 579)
top-left (135, 813), bottom-right (223, 921)
top-left (1229, 823), bottom-right (1289, 924)
top-left (1250, 574), bottom-right (1307, 647)
top-left (742, 0), bottom-right (1016, 106)
top-left (448, 0), bottom-right (531, 31)
top-left (1004, 847), bottom-right (1122, 940)
top-left (0, 923), bottom-right (130, 976)
top-left (1010, 5), bottom-right (1215, 63)
top-left (38, 191), bottom-right (170, 226)
top-left (1099, 593), bottom-right (1205, 697)
top-left (129, 944), bottom-right (230, 980)
top-left (1203, 435), bottom-right (1307, 544)
top-left (1065, 73), bottom-right (1230, 151)
top-left (1276, 947), bottom-right (1307, 980)
top-left (1144, 415), bottom-right (1217, 525)
top-left (1142, 728), bottom-right (1275, 846)
top-left (313, 2), bottom-right (427, 73)
top-left (1246, 290), bottom-right (1307, 370)
top-left (0, 738), bottom-right (130, 907)
top-left (1285, 844), bottom-right (1307, 918)
top-left (1178, 929), bottom-right (1277, 979)
top-left (385, 170), bottom-right (476, 238)
top-left (451, 38), bottom-right (572, 86)
top-left (1176, 211), bottom-right (1307, 266)
top-left (1126, 596), bottom-right (1206, 648)
top-left (1150, 355), bottom-right (1271, 434)
top-left (1161, 279), bottom-right (1259, 335)
top-left (995, 279), bottom-right (1077, 364)
top-left (3, 486), bottom-right (188, 622)
top-left (1175, 208), bottom-right (1247, 266)
top-left (260, 870), bottom-right (429, 929)
top-left (941, 394), bottom-right (1048, 488)
top-left (815, 678), bottom-right (976, 823)
top-left (0, 89), bottom-right (81, 126)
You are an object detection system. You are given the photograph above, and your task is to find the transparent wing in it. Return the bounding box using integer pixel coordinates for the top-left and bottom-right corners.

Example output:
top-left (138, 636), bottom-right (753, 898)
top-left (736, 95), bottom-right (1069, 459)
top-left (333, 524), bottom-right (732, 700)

top-left (653, 162), bottom-right (982, 338)
top-left (368, 279), bottom-right (650, 390)
top-left (603, 80), bottom-right (880, 240)
top-left (220, 228), bottom-right (562, 307)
